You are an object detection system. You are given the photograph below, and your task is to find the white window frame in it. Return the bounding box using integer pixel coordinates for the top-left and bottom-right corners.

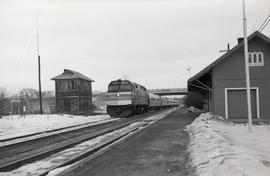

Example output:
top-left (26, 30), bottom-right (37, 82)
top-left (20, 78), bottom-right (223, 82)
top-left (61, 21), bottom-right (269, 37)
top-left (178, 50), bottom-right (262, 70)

top-left (224, 87), bottom-right (260, 119)
top-left (248, 52), bottom-right (264, 66)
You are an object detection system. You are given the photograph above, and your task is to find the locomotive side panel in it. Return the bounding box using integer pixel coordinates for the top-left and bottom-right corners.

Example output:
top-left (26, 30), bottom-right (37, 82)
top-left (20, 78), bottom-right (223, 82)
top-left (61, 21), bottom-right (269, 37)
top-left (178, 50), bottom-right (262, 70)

top-left (131, 86), bottom-right (148, 105)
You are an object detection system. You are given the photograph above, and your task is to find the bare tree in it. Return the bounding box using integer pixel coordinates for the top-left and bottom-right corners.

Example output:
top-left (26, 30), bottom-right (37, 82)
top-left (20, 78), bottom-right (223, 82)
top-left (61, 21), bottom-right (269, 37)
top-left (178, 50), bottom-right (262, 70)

top-left (17, 89), bottom-right (54, 99)
top-left (18, 88), bottom-right (39, 99)
top-left (0, 88), bottom-right (9, 117)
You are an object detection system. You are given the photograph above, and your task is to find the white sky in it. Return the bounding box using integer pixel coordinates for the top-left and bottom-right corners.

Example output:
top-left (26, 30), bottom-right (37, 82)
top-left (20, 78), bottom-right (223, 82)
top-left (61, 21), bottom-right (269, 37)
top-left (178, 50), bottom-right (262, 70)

top-left (0, 0), bottom-right (270, 94)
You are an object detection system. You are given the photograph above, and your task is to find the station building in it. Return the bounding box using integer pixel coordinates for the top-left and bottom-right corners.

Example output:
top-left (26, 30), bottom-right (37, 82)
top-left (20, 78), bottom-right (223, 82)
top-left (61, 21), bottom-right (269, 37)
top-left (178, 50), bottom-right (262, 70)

top-left (51, 69), bottom-right (95, 114)
top-left (188, 31), bottom-right (270, 120)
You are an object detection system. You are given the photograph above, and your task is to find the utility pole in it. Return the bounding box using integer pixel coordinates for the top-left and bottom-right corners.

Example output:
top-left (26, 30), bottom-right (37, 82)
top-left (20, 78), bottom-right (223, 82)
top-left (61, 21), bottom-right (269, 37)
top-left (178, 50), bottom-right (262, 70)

top-left (37, 13), bottom-right (43, 114)
top-left (242, 0), bottom-right (252, 132)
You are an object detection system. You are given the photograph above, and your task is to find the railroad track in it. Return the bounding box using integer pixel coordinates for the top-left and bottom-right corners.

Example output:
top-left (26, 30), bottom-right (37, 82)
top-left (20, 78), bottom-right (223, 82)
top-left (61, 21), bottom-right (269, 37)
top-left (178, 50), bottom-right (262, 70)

top-left (0, 109), bottom-right (176, 176)
top-left (0, 118), bottom-right (117, 143)
top-left (0, 118), bottom-right (118, 148)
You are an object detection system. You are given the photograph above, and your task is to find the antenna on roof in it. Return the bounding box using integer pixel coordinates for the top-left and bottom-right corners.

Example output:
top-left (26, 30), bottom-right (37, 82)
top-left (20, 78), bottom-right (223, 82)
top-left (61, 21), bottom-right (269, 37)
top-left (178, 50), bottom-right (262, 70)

top-left (219, 43), bottom-right (230, 53)
top-left (37, 11), bottom-right (43, 115)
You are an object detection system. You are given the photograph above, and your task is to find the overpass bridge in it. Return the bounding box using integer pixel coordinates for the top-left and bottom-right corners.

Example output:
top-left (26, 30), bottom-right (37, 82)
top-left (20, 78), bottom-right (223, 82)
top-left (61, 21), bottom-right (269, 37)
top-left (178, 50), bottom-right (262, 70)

top-left (148, 88), bottom-right (188, 96)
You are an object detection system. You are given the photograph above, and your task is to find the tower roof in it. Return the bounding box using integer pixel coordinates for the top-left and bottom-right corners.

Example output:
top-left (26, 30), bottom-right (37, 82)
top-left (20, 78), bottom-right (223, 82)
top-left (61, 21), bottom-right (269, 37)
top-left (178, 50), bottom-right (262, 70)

top-left (51, 69), bottom-right (95, 82)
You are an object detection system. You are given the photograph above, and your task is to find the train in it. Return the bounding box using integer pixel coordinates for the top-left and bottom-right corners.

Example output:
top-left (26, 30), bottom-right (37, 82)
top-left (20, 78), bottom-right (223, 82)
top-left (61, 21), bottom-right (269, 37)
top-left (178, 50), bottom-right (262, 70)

top-left (105, 79), bottom-right (179, 117)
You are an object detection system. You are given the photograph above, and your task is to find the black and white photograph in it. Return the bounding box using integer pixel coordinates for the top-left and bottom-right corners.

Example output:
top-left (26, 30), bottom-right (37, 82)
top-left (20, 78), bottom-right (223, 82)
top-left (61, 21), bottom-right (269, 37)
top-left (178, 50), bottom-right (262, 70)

top-left (0, 0), bottom-right (270, 175)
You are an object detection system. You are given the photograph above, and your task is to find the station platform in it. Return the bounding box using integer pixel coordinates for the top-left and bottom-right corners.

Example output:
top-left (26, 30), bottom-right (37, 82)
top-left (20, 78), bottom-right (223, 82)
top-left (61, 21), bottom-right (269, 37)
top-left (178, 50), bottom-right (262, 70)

top-left (62, 108), bottom-right (197, 176)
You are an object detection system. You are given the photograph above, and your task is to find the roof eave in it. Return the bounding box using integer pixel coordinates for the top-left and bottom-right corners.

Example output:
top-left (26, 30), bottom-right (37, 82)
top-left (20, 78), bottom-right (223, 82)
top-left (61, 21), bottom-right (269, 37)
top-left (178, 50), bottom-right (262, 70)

top-left (188, 31), bottom-right (269, 84)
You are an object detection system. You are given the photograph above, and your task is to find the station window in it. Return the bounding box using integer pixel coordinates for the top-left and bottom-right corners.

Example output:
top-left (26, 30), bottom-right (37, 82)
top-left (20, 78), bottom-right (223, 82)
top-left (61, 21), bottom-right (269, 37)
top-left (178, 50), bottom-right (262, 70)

top-left (57, 81), bottom-right (63, 90)
top-left (248, 52), bottom-right (264, 66)
top-left (71, 99), bottom-right (77, 111)
top-left (58, 100), bottom-right (64, 111)
top-left (67, 81), bottom-right (72, 90)
top-left (74, 80), bottom-right (77, 89)
top-left (71, 80), bottom-right (77, 89)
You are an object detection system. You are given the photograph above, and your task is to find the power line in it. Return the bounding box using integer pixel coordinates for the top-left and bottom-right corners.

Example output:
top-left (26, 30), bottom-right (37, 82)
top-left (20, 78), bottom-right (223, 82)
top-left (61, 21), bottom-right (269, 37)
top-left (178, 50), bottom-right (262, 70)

top-left (247, 0), bottom-right (262, 32)
top-left (249, 0), bottom-right (264, 32)
top-left (258, 14), bottom-right (270, 32)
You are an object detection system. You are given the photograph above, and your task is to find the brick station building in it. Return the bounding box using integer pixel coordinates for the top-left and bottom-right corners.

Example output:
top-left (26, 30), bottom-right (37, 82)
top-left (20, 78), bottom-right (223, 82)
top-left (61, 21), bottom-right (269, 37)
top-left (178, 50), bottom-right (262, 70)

top-left (51, 69), bottom-right (95, 114)
top-left (188, 31), bottom-right (270, 120)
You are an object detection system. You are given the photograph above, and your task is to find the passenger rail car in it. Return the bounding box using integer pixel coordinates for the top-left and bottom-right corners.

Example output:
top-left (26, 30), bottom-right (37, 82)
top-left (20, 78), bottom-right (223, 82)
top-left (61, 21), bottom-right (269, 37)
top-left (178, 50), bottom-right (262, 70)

top-left (148, 93), bottom-right (162, 110)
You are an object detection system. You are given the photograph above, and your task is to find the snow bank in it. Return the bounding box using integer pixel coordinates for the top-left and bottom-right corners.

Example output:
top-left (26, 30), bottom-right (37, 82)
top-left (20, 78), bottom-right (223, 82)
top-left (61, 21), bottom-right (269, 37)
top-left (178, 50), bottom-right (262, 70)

top-left (187, 113), bottom-right (270, 176)
top-left (0, 114), bottom-right (113, 140)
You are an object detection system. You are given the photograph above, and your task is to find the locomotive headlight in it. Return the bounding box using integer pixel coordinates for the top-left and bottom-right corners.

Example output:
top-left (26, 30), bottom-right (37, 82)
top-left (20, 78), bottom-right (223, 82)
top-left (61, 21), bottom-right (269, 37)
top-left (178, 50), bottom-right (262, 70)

top-left (117, 93), bottom-right (120, 97)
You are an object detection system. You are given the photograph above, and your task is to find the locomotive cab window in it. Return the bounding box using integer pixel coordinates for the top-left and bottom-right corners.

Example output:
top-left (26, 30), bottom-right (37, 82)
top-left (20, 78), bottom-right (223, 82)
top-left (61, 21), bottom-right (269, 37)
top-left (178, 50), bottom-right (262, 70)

top-left (120, 84), bottom-right (132, 91)
top-left (108, 84), bottom-right (119, 92)
top-left (108, 81), bottom-right (133, 92)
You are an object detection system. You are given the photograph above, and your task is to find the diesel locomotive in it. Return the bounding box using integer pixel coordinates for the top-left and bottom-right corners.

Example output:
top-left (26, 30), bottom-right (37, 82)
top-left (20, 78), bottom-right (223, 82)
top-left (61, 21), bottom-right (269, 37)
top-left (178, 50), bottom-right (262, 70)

top-left (105, 79), bottom-right (179, 117)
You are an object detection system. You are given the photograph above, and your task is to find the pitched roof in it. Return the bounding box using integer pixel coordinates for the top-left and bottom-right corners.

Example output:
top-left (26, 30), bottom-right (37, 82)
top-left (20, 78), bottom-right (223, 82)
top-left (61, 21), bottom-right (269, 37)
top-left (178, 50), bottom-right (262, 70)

top-left (188, 31), bottom-right (270, 83)
top-left (51, 69), bottom-right (95, 82)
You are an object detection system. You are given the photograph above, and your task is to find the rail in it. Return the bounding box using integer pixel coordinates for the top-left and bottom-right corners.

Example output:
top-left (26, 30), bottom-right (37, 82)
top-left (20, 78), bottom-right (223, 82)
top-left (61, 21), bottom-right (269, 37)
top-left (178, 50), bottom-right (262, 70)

top-left (0, 109), bottom-right (175, 176)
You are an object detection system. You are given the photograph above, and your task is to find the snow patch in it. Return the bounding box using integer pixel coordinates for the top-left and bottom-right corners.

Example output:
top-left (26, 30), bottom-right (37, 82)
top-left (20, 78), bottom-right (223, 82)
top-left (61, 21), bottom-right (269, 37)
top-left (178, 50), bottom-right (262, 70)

top-left (0, 121), bottom-right (147, 176)
top-left (187, 113), bottom-right (270, 176)
top-left (0, 114), bottom-right (113, 140)
top-left (0, 110), bottom-right (175, 176)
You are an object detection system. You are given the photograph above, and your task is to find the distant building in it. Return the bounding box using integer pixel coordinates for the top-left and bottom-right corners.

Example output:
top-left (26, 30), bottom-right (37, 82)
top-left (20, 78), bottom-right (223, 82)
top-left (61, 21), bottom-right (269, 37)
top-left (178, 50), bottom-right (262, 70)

top-left (188, 31), bottom-right (270, 120)
top-left (51, 69), bottom-right (95, 114)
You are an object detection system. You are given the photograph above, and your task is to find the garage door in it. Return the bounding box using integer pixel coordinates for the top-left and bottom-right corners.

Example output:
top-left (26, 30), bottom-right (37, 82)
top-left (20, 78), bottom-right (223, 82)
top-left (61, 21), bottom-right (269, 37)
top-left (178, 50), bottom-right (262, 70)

top-left (227, 89), bottom-right (257, 119)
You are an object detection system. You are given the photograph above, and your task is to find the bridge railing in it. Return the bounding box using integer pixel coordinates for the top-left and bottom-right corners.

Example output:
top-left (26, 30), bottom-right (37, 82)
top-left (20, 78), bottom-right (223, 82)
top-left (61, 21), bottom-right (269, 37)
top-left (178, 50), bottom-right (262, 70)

top-left (148, 88), bottom-right (187, 93)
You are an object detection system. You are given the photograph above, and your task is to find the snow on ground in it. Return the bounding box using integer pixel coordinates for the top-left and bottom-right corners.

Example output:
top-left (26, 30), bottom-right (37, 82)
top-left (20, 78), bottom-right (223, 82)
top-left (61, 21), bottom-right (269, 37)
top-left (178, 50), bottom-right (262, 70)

top-left (0, 114), bottom-right (114, 140)
top-left (187, 113), bottom-right (270, 176)
top-left (0, 122), bottom-right (147, 176)
top-left (0, 110), bottom-right (174, 176)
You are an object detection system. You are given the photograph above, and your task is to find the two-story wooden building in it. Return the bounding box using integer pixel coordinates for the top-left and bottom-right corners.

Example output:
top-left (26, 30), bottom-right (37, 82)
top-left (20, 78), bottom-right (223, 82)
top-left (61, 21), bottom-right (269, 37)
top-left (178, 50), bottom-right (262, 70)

top-left (188, 31), bottom-right (270, 120)
top-left (51, 69), bottom-right (95, 114)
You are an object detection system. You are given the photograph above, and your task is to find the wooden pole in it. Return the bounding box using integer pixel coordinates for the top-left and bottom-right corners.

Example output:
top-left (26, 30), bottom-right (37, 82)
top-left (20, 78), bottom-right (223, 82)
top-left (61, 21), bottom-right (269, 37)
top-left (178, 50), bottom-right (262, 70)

top-left (242, 0), bottom-right (252, 132)
top-left (38, 56), bottom-right (43, 114)
top-left (37, 12), bottom-right (43, 114)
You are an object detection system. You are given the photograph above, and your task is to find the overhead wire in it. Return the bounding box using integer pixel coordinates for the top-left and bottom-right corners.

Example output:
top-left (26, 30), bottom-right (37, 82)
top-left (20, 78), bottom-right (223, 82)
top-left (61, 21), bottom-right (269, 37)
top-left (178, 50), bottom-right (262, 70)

top-left (19, 0), bottom-right (66, 114)
top-left (258, 14), bottom-right (270, 32)
top-left (249, 0), bottom-right (264, 32)
top-left (247, 0), bottom-right (259, 32)
top-left (225, 0), bottom-right (258, 50)
top-left (226, 0), bottom-right (270, 50)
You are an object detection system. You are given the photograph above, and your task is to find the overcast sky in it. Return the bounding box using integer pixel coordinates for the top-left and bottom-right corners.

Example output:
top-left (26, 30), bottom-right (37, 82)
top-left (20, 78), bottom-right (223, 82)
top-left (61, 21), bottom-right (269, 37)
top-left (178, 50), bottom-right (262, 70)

top-left (1, 0), bottom-right (270, 94)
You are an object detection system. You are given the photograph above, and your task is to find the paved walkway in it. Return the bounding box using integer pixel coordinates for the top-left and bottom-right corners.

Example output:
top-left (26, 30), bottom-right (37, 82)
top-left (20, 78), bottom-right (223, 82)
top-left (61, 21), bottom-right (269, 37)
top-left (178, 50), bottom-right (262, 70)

top-left (64, 108), bottom-right (197, 176)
